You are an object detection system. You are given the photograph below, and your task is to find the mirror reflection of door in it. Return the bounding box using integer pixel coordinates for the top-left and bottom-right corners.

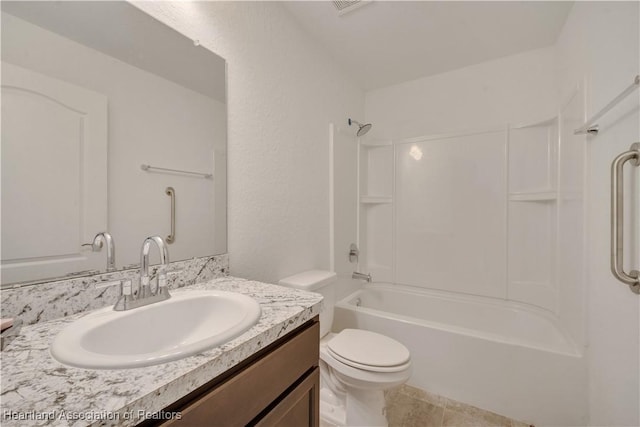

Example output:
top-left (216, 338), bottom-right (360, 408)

top-left (1, 62), bottom-right (108, 284)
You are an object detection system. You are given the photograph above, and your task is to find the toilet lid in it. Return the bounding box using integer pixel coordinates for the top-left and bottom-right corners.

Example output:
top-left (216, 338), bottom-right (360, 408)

top-left (327, 329), bottom-right (410, 370)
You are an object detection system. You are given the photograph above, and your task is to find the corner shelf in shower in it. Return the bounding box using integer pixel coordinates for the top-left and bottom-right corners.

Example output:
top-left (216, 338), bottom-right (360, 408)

top-left (360, 195), bottom-right (393, 204)
top-left (508, 190), bottom-right (557, 202)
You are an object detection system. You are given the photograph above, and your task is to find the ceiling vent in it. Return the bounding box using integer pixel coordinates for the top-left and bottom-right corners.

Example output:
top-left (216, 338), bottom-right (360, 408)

top-left (332, 0), bottom-right (372, 16)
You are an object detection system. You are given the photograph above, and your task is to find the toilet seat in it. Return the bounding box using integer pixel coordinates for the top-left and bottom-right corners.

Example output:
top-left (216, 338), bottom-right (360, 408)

top-left (320, 345), bottom-right (411, 388)
top-left (327, 348), bottom-right (411, 373)
top-left (326, 329), bottom-right (411, 373)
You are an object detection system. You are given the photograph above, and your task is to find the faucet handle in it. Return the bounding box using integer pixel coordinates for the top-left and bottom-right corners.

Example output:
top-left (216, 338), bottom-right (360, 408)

top-left (122, 280), bottom-right (132, 296)
top-left (151, 268), bottom-right (182, 290)
top-left (140, 275), bottom-right (150, 287)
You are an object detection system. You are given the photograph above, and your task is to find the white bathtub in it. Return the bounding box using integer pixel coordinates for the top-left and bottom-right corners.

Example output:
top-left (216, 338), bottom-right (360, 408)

top-left (333, 283), bottom-right (587, 426)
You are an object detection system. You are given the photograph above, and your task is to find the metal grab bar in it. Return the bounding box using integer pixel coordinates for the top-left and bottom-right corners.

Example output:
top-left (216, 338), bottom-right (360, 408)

top-left (575, 75), bottom-right (640, 135)
top-left (611, 143), bottom-right (640, 294)
top-left (166, 187), bottom-right (175, 244)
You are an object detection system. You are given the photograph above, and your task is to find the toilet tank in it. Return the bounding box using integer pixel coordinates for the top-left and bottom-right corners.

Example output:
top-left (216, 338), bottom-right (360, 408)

top-left (278, 270), bottom-right (336, 338)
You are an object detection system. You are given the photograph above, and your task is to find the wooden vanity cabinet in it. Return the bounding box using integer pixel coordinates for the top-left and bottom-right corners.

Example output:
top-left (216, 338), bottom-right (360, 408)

top-left (151, 317), bottom-right (320, 427)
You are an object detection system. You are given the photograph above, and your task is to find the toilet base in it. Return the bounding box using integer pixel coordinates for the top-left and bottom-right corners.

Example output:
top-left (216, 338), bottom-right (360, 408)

top-left (320, 387), bottom-right (345, 426)
top-left (320, 384), bottom-right (388, 427)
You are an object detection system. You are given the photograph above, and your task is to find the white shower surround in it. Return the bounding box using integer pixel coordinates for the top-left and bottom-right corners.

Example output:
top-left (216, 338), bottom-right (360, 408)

top-left (356, 115), bottom-right (585, 318)
top-left (333, 282), bottom-right (587, 425)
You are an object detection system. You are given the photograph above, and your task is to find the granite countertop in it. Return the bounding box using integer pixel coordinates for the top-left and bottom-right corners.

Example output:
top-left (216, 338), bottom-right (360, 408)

top-left (0, 277), bottom-right (323, 427)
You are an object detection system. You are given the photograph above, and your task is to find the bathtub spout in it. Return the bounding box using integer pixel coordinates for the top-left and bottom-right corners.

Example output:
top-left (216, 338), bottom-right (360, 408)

top-left (352, 271), bottom-right (372, 282)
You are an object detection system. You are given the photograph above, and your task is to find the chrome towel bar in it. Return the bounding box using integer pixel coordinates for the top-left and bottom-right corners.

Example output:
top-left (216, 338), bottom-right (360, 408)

top-left (611, 143), bottom-right (640, 294)
top-left (575, 75), bottom-right (639, 135)
top-left (141, 164), bottom-right (213, 179)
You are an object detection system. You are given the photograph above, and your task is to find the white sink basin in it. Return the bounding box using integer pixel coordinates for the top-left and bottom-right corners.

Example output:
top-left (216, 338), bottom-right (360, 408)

top-left (50, 290), bottom-right (261, 369)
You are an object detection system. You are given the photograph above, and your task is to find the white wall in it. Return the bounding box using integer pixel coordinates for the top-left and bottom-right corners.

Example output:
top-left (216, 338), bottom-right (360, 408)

top-left (2, 12), bottom-right (226, 270)
top-left (365, 46), bottom-right (557, 139)
top-left (134, 2), bottom-right (365, 283)
top-left (555, 2), bottom-right (640, 425)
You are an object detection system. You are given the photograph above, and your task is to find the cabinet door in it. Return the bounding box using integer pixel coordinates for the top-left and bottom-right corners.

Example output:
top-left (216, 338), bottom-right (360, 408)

top-left (254, 367), bottom-right (319, 427)
top-left (162, 320), bottom-right (319, 427)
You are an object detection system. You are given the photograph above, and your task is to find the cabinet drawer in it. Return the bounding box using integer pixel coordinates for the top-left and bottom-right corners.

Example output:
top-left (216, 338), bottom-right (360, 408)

top-left (254, 367), bottom-right (319, 427)
top-left (166, 320), bottom-right (319, 426)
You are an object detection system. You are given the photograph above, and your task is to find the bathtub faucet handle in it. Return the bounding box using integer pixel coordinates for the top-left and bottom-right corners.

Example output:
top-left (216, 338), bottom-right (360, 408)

top-left (352, 271), bottom-right (371, 282)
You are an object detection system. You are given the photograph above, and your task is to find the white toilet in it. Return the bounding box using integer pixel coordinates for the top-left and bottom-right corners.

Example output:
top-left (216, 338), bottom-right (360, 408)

top-left (279, 270), bottom-right (411, 427)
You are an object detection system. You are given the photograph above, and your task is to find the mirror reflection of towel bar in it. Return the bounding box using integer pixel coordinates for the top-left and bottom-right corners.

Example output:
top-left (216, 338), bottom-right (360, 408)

top-left (140, 164), bottom-right (213, 179)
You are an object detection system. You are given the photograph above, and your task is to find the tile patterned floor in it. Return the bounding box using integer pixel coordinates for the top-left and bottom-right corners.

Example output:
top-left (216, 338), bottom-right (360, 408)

top-left (384, 385), bottom-right (533, 427)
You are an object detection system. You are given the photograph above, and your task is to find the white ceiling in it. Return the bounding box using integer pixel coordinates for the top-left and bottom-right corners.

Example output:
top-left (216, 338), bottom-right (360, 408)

top-left (283, 1), bottom-right (573, 91)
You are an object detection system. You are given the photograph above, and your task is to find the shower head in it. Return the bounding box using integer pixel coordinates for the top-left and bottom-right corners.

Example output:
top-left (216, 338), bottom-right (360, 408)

top-left (349, 118), bottom-right (372, 137)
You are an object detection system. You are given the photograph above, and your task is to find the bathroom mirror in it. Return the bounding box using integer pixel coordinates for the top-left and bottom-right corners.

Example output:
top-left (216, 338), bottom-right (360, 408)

top-left (1, 1), bottom-right (227, 286)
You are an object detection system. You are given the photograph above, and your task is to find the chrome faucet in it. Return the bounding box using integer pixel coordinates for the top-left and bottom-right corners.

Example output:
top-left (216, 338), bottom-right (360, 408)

top-left (84, 232), bottom-right (116, 271)
top-left (352, 271), bottom-right (372, 282)
top-left (96, 236), bottom-right (171, 311)
top-left (139, 236), bottom-right (170, 300)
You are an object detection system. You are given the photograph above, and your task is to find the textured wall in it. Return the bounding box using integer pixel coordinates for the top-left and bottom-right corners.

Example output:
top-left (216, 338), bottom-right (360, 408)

top-left (134, 2), bottom-right (364, 283)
